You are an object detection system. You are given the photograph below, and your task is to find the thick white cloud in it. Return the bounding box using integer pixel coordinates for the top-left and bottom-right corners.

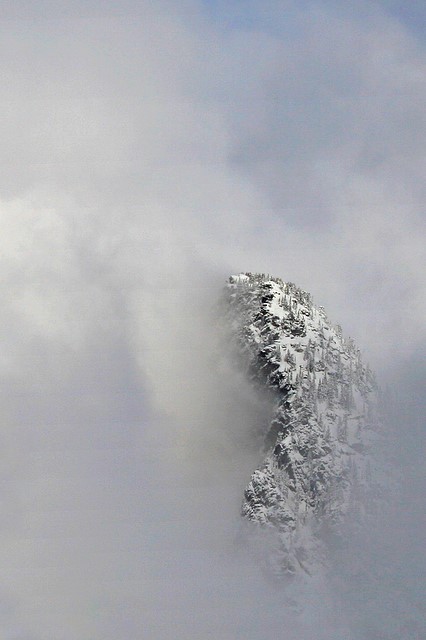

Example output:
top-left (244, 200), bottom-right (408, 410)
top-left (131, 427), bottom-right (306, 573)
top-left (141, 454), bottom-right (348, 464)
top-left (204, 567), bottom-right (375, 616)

top-left (0, 1), bottom-right (425, 638)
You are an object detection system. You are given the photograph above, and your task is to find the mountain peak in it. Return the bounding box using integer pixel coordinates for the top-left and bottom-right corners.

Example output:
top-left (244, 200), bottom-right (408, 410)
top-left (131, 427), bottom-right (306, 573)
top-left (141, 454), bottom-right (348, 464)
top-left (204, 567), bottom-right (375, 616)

top-left (224, 273), bottom-right (381, 576)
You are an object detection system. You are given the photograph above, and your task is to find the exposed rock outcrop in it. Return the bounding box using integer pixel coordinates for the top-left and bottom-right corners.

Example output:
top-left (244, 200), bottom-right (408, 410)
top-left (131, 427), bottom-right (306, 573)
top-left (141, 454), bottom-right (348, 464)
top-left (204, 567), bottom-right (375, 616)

top-left (223, 273), bottom-right (382, 576)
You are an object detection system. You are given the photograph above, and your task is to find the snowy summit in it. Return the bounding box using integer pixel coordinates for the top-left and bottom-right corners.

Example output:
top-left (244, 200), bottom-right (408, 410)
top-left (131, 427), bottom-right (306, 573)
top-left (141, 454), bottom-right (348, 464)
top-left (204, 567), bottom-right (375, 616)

top-left (224, 273), bottom-right (382, 576)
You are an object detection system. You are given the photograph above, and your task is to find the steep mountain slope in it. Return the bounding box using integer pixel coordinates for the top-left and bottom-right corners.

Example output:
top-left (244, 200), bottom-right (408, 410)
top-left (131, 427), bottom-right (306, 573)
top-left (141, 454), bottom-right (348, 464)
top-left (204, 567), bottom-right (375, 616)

top-left (223, 273), bottom-right (382, 576)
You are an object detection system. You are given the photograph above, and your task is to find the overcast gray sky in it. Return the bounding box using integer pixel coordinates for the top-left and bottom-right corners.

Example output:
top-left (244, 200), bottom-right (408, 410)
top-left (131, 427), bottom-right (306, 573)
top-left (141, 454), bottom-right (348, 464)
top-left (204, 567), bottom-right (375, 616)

top-left (0, 1), bottom-right (425, 638)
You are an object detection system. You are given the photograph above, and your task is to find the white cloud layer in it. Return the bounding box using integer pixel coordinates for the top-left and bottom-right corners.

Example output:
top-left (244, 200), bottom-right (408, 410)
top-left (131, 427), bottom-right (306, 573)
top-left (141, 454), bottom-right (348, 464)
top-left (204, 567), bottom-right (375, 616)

top-left (0, 1), bottom-right (425, 638)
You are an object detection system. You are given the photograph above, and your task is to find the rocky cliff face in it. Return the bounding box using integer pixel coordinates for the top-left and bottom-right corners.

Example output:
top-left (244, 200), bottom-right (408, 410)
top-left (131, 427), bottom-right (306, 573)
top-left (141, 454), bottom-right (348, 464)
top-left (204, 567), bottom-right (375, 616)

top-left (223, 273), bottom-right (382, 577)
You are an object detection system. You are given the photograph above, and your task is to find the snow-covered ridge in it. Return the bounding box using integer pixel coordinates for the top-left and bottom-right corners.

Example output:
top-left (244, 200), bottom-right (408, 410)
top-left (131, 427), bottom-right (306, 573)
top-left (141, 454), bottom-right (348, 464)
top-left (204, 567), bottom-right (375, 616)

top-left (224, 273), bottom-right (382, 576)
